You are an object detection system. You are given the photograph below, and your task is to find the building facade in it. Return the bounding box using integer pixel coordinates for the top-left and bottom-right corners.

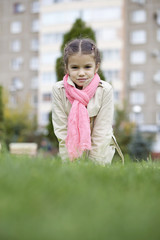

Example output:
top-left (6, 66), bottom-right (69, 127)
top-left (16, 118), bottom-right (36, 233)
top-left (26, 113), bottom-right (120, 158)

top-left (124, 0), bottom-right (160, 151)
top-left (38, 0), bottom-right (125, 127)
top-left (0, 0), bottom-right (39, 119)
top-left (0, 0), bottom-right (125, 128)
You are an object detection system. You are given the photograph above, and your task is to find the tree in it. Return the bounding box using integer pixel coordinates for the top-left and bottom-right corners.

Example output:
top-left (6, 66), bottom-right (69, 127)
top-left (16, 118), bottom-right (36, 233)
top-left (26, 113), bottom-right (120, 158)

top-left (128, 129), bottom-right (152, 161)
top-left (0, 86), bottom-right (4, 141)
top-left (46, 111), bottom-right (58, 148)
top-left (113, 105), bottom-right (135, 155)
top-left (55, 18), bottom-right (105, 81)
top-left (4, 108), bottom-right (33, 144)
top-left (2, 92), bottom-right (38, 146)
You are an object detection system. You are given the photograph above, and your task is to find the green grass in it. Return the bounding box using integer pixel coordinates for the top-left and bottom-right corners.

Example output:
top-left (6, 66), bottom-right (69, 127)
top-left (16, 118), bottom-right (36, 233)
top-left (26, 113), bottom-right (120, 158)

top-left (0, 153), bottom-right (160, 240)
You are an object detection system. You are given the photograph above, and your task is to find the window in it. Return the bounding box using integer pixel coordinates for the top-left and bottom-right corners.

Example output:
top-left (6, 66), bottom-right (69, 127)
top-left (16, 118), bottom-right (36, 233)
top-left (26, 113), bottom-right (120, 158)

top-left (13, 3), bottom-right (25, 13)
top-left (42, 11), bottom-right (80, 25)
top-left (103, 49), bottom-right (121, 61)
top-left (130, 105), bottom-right (143, 124)
top-left (130, 30), bottom-right (146, 44)
top-left (156, 112), bottom-right (160, 124)
top-left (151, 49), bottom-right (160, 60)
top-left (42, 93), bottom-right (52, 102)
top-left (31, 38), bottom-right (39, 51)
top-left (11, 40), bottom-right (21, 52)
top-left (31, 76), bottom-right (38, 89)
top-left (131, 0), bottom-right (146, 4)
top-left (31, 94), bottom-right (38, 106)
top-left (32, 19), bottom-right (39, 32)
top-left (11, 57), bottom-right (23, 70)
top-left (153, 71), bottom-right (160, 84)
top-left (31, 1), bottom-right (40, 13)
top-left (41, 33), bottom-right (63, 45)
top-left (104, 70), bottom-right (120, 82)
top-left (96, 28), bottom-right (118, 42)
top-left (157, 29), bottom-right (160, 42)
top-left (130, 112), bottom-right (144, 125)
top-left (156, 91), bottom-right (160, 104)
top-left (131, 10), bottom-right (146, 23)
top-left (10, 21), bottom-right (22, 34)
top-left (41, 112), bottom-right (49, 125)
top-left (41, 0), bottom-right (77, 5)
top-left (83, 7), bottom-right (121, 22)
top-left (41, 0), bottom-right (96, 5)
top-left (41, 0), bottom-right (53, 5)
top-left (130, 91), bottom-right (145, 104)
top-left (30, 57), bottom-right (39, 70)
top-left (10, 77), bottom-right (23, 91)
top-left (130, 71), bottom-right (144, 87)
top-left (41, 72), bottom-right (56, 84)
top-left (155, 10), bottom-right (160, 26)
top-left (41, 52), bottom-right (60, 65)
top-left (9, 94), bottom-right (17, 106)
top-left (130, 51), bottom-right (146, 64)
top-left (114, 91), bottom-right (120, 102)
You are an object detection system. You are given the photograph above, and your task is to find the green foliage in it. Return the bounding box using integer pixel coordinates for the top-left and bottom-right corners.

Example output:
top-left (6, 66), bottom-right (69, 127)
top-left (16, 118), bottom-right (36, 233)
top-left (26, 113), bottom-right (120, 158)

top-left (128, 129), bottom-right (152, 161)
top-left (0, 154), bottom-right (160, 240)
top-left (114, 106), bottom-right (135, 155)
top-left (0, 86), bottom-right (4, 141)
top-left (56, 18), bottom-right (105, 81)
top-left (4, 108), bottom-right (35, 145)
top-left (56, 56), bottom-right (64, 83)
top-left (0, 86), bottom-right (3, 123)
top-left (2, 93), bottom-right (38, 146)
top-left (60, 18), bottom-right (96, 52)
top-left (46, 111), bottom-right (58, 147)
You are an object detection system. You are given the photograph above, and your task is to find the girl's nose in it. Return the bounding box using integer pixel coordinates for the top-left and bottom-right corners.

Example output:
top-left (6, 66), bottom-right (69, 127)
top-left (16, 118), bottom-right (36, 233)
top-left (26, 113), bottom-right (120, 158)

top-left (78, 68), bottom-right (85, 76)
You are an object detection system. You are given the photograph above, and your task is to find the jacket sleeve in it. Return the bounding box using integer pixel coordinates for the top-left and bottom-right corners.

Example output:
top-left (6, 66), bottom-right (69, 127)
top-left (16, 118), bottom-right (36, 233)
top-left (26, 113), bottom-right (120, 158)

top-left (88, 86), bottom-right (115, 165)
top-left (52, 85), bottom-right (69, 161)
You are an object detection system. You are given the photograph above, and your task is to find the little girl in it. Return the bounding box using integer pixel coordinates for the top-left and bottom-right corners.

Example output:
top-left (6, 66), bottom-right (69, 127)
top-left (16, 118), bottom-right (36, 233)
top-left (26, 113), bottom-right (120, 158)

top-left (52, 38), bottom-right (124, 165)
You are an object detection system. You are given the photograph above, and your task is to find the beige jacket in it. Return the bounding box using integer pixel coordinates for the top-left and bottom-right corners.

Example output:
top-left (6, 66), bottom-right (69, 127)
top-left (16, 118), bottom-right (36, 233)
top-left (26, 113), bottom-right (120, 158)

top-left (52, 77), bottom-right (123, 165)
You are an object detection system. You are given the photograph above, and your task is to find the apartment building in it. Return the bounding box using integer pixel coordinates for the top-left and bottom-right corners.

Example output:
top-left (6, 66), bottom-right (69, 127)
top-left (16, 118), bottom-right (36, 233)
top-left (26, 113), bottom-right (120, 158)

top-left (38, 0), bottom-right (125, 127)
top-left (124, 0), bottom-right (160, 151)
top-left (0, 0), bottom-right (39, 118)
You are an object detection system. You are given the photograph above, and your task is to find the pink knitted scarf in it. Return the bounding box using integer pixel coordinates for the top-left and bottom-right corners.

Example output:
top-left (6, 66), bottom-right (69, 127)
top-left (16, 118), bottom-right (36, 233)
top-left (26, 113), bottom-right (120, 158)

top-left (63, 73), bottom-right (100, 161)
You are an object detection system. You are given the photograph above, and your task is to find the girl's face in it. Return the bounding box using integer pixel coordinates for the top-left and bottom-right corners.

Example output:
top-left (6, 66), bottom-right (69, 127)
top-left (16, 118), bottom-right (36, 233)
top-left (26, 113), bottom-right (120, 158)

top-left (66, 53), bottom-right (99, 89)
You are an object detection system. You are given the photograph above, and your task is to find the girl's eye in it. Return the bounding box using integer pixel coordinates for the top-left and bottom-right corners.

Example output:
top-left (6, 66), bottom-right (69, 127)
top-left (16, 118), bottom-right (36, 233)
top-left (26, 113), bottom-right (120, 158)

top-left (85, 66), bottom-right (91, 69)
top-left (71, 66), bottom-right (78, 69)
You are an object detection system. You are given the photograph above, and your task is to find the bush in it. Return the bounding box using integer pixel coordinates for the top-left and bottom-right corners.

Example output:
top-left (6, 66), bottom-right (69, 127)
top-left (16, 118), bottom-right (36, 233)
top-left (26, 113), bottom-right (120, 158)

top-left (114, 106), bottom-right (135, 155)
top-left (128, 129), bottom-right (152, 161)
top-left (0, 86), bottom-right (4, 141)
top-left (46, 111), bottom-right (58, 148)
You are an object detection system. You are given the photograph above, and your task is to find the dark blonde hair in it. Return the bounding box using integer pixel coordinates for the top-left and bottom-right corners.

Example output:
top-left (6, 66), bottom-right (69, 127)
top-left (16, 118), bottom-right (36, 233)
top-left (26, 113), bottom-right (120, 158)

top-left (63, 38), bottom-right (101, 69)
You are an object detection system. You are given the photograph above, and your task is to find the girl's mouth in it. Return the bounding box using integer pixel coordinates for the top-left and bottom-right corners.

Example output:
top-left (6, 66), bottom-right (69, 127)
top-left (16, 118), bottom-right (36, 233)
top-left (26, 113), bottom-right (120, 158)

top-left (78, 78), bottom-right (87, 81)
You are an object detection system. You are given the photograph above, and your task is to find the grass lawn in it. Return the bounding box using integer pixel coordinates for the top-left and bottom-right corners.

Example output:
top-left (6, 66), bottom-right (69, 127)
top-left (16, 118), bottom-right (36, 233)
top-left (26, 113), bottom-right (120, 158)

top-left (0, 152), bottom-right (160, 240)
